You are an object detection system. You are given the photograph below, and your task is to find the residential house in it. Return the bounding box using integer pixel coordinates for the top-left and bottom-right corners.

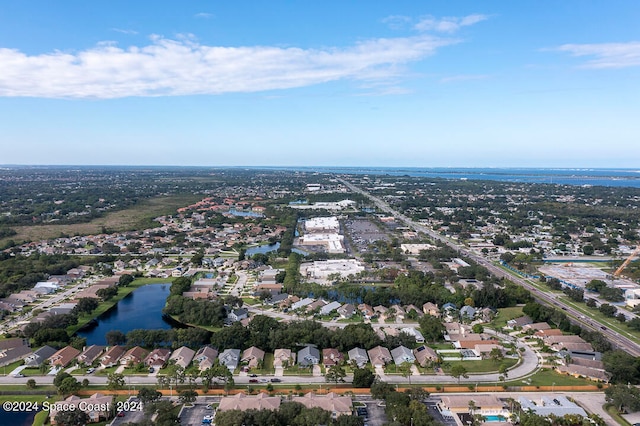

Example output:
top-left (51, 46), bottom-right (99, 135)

top-left (401, 327), bottom-right (425, 343)
top-left (389, 305), bottom-right (406, 321)
top-left (100, 346), bottom-right (126, 368)
top-left (320, 301), bottom-right (342, 316)
top-left (24, 345), bottom-right (57, 367)
top-left (373, 305), bottom-right (389, 319)
top-left (169, 346), bottom-right (196, 369)
top-left (506, 316), bottom-right (533, 329)
top-left (307, 299), bottom-right (328, 313)
top-left (120, 346), bottom-right (149, 366)
top-left (322, 349), bottom-right (344, 367)
top-left (297, 346), bottom-right (320, 367)
top-left (0, 338), bottom-right (30, 365)
top-left (337, 303), bottom-right (355, 319)
top-left (438, 395), bottom-right (508, 418)
top-left (556, 364), bottom-right (610, 382)
top-left (194, 346), bottom-right (218, 371)
top-left (291, 297), bottom-right (314, 311)
top-left (367, 346), bottom-right (392, 368)
top-left (358, 304), bottom-right (375, 320)
top-left (347, 348), bottom-right (369, 368)
top-left (459, 305), bottom-right (476, 320)
top-left (292, 392), bottom-right (353, 419)
top-left (413, 345), bottom-right (439, 367)
top-left (405, 304), bottom-right (423, 318)
top-left (391, 345), bottom-right (415, 365)
top-left (518, 396), bottom-right (587, 418)
top-left (144, 348), bottom-right (172, 369)
top-left (77, 345), bottom-right (106, 366)
top-left (228, 308), bottom-right (248, 322)
top-left (48, 346), bottom-right (81, 368)
top-left (273, 349), bottom-right (294, 368)
top-left (523, 322), bottom-right (552, 332)
top-left (241, 346), bottom-right (265, 369)
top-left (219, 349), bottom-right (241, 372)
top-left (49, 393), bottom-right (113, 425)
top-left (218, 393), bottom-right (281, 412)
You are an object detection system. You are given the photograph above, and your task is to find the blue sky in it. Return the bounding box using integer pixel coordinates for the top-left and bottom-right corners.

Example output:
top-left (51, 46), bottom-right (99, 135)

top-left (1, 1), bottom-right (639, 167)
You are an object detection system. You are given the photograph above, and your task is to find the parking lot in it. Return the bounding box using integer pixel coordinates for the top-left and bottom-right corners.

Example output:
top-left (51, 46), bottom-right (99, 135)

top-left (179, 403), bottom-right (215, 426)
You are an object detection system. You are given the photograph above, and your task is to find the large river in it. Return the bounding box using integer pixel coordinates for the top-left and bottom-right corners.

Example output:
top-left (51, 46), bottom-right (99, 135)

top-left (77, 284), bottom-right (174, 346)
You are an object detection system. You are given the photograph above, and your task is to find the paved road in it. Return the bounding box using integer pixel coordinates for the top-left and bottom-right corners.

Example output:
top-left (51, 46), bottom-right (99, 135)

top-left (339, 178), bottom-right (640, 357)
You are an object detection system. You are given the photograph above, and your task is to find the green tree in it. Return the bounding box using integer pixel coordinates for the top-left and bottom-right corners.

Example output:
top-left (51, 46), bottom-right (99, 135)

top-left (26, 379), bottom-right (36, 389)
top-left (450, 364), bottom-right (468, 384)
top-left (107, 372), bottom-right (126, 391)
top-left (57, 376), bottom-right (81, 396)
top-left (179, 389), bottom-right (198, 405)
top-left (118, 274), bottom-right (135, 286)
top-left (54, 409), bottom-right (89, 426)
top-left (418, 315), bottom-right (445, 342)
top-left (137, 387), bottom-right (162, 405)
top-left (325, 365), bottom-right (346, 384)
top-left (352, 367), bottom-right (375, 388)
top-left (605, 384), bottom-right (640, 413)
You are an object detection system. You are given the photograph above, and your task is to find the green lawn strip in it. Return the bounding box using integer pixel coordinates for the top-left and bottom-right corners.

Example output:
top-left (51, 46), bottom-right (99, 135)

top-left (0, 359), bottom-right (26, 375)
top-left (505, 368), bottom-right (593, 387)
top-left (444, 357), bottom-right (518, 374)
top-left (33, 410), bottom-right (49, 426)
top-left (283, 366), bottom-right (313, 376)
top-left (605, 403), bottom-right (633, 426)
top-left (95, 367), bottom-right (118, 376)
top-left (558, 296), bottom-right (640, 341)
top-left (490, 307), bottom-right (524, 329)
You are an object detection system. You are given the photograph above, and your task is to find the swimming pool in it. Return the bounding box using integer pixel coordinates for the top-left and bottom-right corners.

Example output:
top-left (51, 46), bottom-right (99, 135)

top-left (484, 415), bottom-right (507, 422)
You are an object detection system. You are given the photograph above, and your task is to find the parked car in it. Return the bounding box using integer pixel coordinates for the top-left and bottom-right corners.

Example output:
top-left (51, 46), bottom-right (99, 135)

top-left (249, 379), bottom-right (258, 383)
top-left (270, 378), bottom-right (282, 383)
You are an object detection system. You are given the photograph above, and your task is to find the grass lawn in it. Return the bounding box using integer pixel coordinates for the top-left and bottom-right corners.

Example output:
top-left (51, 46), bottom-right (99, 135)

top-left (507, 368), bottom-right (594, 387)
top-left (490, 306), bottom-right (524, 329)
top-left (2, 194), bottom-right (201, 245)
top-left (444, 357), bottom-right (518, 374)
top-left (20, 368), bottom-right (46, 377)
top-left (95, 366), bottom-right (118, 376)
top-left (1, 359), bottom-right (26, 375)
top-left (283, 366), bottom-right (313, 376)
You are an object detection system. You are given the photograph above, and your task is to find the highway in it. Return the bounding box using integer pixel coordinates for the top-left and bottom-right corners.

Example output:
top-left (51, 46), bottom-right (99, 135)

top-left (339, 178), bottom-right (640, 357)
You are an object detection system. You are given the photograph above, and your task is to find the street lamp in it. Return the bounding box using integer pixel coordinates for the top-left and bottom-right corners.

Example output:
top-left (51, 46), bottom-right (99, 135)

top-left (552, 382), bottom-right (555, 393)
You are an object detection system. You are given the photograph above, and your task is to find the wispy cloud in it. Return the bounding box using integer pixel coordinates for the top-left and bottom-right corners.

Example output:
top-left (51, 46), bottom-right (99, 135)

top-left (554, 41), bottom-right (640, 68)
top-left (194, 12), bottom-right (214, 19)
top-left (440, 74), bottom-right (490, 83)
top-left (415, 14), bottom-right (488, 33)
top-left (111, 28), bottom-right (138, 35)
top-left (0, 34), bottom-right (457, 99)
top-left (381, 15), bottom-right (412, 30)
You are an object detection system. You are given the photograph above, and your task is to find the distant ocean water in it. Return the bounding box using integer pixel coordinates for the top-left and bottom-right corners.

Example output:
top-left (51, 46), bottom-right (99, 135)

top-left (265, 167), bottom-right (640, 188)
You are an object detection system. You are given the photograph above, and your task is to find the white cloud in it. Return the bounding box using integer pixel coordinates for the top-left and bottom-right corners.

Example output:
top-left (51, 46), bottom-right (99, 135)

top-left (0, 35), bottom-right (457, 99)
top-left (415, 14), bottom-right (488, 33)
top-left (111, 28), bottom-right (138, 35)
top-left (555, 41), bottom-right (640, 68)
top-left (194, 12), bottom-right (214, 19)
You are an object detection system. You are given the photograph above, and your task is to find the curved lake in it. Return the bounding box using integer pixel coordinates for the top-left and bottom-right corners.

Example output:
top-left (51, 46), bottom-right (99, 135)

top-left (77, 284), bottom-right (174, 345)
